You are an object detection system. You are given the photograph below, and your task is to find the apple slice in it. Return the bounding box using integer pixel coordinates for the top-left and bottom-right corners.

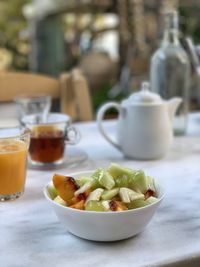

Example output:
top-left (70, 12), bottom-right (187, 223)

top-left (74, 181), bottom-right (93, 196)
top-left (85, 188), bottom-right (104, 205)
top-left (99, 171), bottom-right (115, 190)
top-left (101, 200), bottom-right (111, 211)
top-left (119, 188), bottom-right (144, 203)
top-left (53, 174), bottom-right (79, 204)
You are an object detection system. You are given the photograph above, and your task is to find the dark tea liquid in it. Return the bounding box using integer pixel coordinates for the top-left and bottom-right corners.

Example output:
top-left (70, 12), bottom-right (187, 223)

top-left (29, 125), bottom-right (65, 163)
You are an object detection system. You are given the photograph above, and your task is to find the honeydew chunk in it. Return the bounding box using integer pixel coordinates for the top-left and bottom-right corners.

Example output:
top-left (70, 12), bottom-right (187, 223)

top-left (99, 171), bottom-right (115, 190)
top-left (108, 163), bottom-right (136, 188)
top-left (48, 184), bottom-right (58, 199)
top-left (91, 168), bottom-right (104, 189)
top-left (119, 188), bottom-right (144, 203)
top-left (76, 176), bottom-right (93, 187)
top-left (108, 163), bottom-right (136, 180)
top-left (127, 196), bottom-right (158, 209)
top-left (74, 181), bottom-right (92, 196)
top-left (115, 175), bottom-right (129, 188)
top-left (85, 188), bottom-right (104, 205)
top-left (85, 201), bottom-right (106, 212)
top-left (54, 196), bottom-right (67, 206)
top-left (92, 168), bottom-right (104, 180)
top-left (131, 170), bottom-right (148, 193)
top-left (92, 168), bottom-right (116, 189)
top-left (131, 171), bottom-right (157, 196)
top-left (101, 188), bottom-right (119, 200)
top-left (91, 179), bottom-right (102, 190)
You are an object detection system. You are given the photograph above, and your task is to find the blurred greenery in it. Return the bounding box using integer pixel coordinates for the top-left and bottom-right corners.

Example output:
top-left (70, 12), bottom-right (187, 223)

top-left (179, 4), bottom-right (200, 43)
top-left (1, 0), bottom-right (200, 112)
top-left (92, 82), bottom-right (113, 111)
top-left (1, 1), bottom-right (200, 71)
top-left (0, 0), bottom-right (30, 70)
top-left (92, 81), bottom-right (125, 117)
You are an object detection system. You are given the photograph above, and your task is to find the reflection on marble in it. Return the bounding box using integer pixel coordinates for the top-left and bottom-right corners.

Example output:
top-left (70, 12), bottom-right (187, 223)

top-left (2, 114), bottom-right (200, 267)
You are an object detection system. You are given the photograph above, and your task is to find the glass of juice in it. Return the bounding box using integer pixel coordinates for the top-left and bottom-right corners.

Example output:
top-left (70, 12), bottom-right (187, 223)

top-left (22, 113), bottom-right (80, 167)
top-left (0, 127), bottom-right (30, 201)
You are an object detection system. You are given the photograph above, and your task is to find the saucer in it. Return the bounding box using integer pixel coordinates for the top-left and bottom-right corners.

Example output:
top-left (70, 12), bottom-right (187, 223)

top-left (28, 147), bottom-right (88, 170)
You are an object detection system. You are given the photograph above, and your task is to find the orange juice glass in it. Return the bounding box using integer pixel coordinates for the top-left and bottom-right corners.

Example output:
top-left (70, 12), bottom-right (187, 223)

top-left (0, 127), bottom-right (30, 201)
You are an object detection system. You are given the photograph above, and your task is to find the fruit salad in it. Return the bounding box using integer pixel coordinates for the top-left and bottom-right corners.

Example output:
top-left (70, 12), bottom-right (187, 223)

top-left (49, 163), bottom-right (159, 212)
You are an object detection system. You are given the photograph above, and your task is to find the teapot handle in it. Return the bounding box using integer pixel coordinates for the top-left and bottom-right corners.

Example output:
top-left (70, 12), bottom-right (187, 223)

top-left (97, 102), bottom-right (121, 150)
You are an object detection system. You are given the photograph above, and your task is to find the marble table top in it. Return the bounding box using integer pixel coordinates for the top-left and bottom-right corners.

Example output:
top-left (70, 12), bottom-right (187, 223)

top-left (2, 113), bottom-right (200, 267)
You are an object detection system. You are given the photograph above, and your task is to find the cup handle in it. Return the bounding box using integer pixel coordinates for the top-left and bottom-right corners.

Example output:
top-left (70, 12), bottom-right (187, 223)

top-left (65, 126), bottom-right (81, 145)
top-left (97, 102), bottom-right (121, 150)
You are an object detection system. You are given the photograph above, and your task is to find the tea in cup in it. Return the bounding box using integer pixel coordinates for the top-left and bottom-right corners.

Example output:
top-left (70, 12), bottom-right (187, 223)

top-left (22, 113), bottom-right (80, 166)
top-left (0, 127), bottom-right (30, 201)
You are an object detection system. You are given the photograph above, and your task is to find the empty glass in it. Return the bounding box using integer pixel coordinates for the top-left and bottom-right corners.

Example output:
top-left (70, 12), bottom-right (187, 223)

top-left (15, 94), bottom-right (51, 122)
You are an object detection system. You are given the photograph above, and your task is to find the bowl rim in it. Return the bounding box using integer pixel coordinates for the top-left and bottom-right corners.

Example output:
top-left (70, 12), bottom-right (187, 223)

top-left (43, 170), bottom-right (165, 215)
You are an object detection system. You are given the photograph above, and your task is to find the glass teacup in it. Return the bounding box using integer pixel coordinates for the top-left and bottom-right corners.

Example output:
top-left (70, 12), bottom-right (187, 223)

top-left (22, 113), bottom-right (80, 167)
top-left (0, 127), bottom-right (30, 201)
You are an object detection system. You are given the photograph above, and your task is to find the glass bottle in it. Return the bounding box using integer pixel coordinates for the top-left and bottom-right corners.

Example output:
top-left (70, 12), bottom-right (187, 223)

top-left (150, 10), bottom-right (191, 135)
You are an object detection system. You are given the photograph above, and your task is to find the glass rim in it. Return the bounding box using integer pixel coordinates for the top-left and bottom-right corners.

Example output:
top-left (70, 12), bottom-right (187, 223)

top-left (0, 127), bottom-right (31, 140)
top-left (14, 94), bottom-right (51, 103)
top-left (21, 112), bottom-right (71, 125)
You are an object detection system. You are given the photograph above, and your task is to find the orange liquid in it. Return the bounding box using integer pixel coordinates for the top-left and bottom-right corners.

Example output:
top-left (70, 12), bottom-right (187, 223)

top-left (0, 140), bottom-right (28, 195)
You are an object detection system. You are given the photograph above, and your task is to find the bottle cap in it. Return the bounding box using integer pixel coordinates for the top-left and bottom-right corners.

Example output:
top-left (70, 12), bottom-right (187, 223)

top-left (164, 9), bottom-right (179, 30)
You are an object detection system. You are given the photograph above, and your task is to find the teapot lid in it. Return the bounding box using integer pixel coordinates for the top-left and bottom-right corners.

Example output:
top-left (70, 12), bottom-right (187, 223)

top-left (126, 81), bottom-right (162, 104)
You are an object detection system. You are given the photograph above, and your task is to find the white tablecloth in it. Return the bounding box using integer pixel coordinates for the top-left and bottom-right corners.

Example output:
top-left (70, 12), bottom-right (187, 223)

top-left (1, 113), bottom-right (200, 267)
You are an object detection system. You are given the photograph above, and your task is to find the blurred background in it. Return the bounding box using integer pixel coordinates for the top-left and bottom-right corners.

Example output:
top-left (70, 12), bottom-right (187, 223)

top-left (1, 0), bottom-right (200, 113)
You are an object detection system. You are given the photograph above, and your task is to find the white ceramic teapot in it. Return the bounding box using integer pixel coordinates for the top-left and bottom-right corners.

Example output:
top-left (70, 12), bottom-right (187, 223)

top-left (97, 82), bottom-right (182, 159)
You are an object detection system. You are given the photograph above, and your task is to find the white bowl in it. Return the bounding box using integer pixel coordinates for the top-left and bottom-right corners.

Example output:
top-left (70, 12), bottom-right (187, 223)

top-left (44, 171), bottom-right (164, 242)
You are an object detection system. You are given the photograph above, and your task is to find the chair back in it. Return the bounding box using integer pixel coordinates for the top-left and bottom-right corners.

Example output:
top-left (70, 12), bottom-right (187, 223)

top-left (0, 72), bottom-right (60, 102)
top-left (60, 69), bottom-right (93, 121)
top-left (0, 70), bottom-right (93, 122)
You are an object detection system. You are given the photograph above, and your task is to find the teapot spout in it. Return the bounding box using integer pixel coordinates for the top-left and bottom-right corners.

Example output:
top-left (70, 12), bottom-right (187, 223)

top-left (167, 97), bottom-right (182, 122)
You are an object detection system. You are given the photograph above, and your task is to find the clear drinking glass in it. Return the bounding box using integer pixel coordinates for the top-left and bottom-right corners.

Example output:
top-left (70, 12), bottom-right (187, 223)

top-left (0, 127), bottom-right (30, 201)
top-left (15, 94), bottom-right (51, 122)
top-left (22, 113), bottom-right (80, 167)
